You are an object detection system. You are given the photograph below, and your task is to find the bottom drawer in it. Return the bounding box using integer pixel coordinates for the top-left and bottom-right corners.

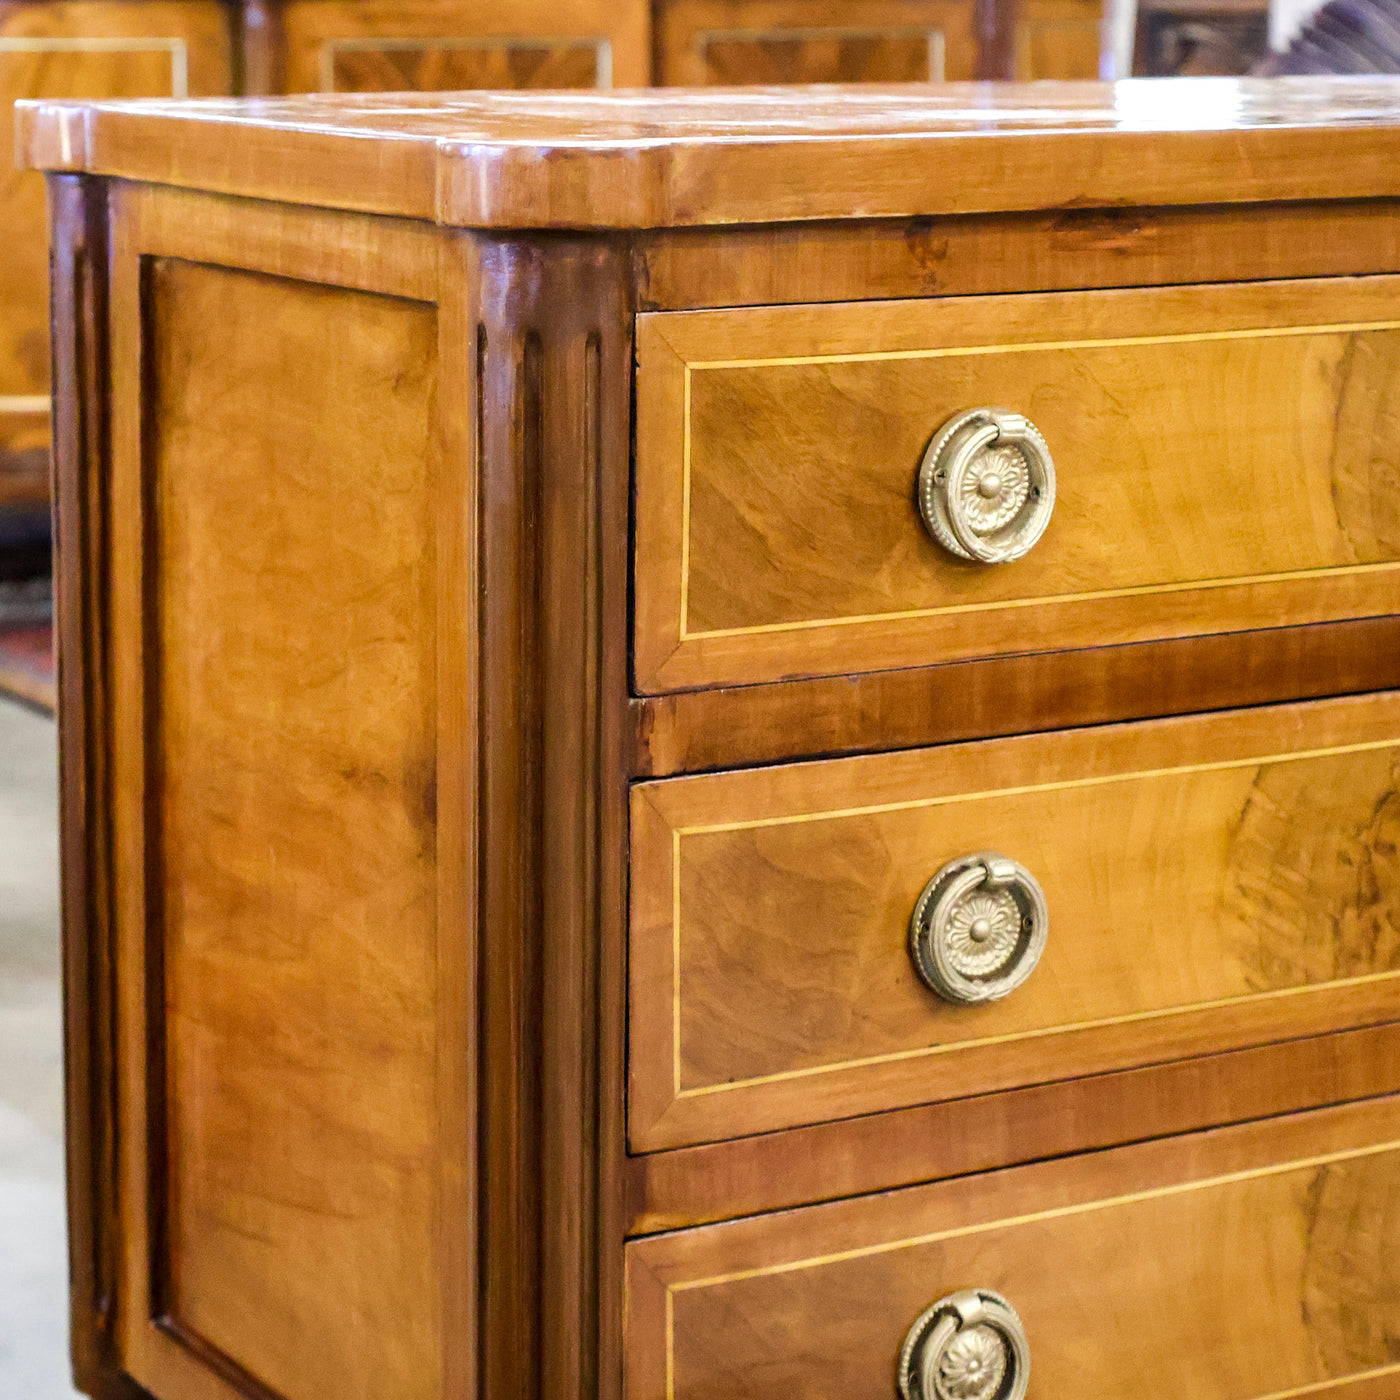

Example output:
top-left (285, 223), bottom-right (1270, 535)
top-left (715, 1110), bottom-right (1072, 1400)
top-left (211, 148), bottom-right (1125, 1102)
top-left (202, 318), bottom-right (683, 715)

top-left (626, 1094), bottom-right (1400, 1400)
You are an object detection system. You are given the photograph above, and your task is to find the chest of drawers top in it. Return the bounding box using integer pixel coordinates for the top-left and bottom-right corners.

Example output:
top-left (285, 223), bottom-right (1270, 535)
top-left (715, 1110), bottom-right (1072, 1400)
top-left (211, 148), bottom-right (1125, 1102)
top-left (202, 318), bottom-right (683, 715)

top-left (27, 79), bottom-right (1400, 1400)
top-left (22, 76), bottom-right (1400, 228)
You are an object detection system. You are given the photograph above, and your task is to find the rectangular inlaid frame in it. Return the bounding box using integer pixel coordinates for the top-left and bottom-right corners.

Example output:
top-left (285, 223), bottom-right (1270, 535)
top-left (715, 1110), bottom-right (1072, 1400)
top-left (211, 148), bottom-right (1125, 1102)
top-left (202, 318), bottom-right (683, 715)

top-left (629, 691), bottom-right (1400, 1150)
top-left (99, 183), bottom-right (476, 1400)
top-left (633, 279), bottom-right (1400, 693)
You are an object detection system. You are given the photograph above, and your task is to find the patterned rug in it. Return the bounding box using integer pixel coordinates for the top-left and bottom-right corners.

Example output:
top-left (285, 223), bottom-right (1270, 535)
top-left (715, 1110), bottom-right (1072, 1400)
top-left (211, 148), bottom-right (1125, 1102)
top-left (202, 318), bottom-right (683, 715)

top-left (0, 621), bottom-right (54, 714)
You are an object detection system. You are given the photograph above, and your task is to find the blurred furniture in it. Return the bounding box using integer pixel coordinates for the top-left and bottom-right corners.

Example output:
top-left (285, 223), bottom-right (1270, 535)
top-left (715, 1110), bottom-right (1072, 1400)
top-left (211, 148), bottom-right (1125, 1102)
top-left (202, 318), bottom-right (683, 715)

top-left (1132, 0), bottom-right (1268, 69)
top-left (25, 76), bottom-right (1400, 1400)
top-left (1256, 0), bottom-right (1400, 71)
top-left (0, 0), bottom-right (1106, 618)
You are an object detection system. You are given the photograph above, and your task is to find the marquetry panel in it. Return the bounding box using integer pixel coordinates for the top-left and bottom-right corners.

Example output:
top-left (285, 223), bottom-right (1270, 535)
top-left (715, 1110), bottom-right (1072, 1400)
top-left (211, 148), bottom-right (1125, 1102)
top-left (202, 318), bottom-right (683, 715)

top-left (630, 691), bottom-right (1400, 1149)
top-left (653, 0), bottom-right (977, 83)
top-left (277, 0), bottom-right (649, 92)
top-left (0, 0), bottom-right (230, 468)
top-left (634, 276), bottom-right (1400, 692)
top-left (626, 1095), bottom-right (1400, 1400)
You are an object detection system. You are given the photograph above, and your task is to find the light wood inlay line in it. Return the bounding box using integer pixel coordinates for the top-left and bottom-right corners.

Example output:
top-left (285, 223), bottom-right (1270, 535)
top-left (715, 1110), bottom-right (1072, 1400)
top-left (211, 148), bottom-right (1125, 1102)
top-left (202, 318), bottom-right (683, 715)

top-left (0, 395), bottom-right (52, 415)
top-left (660, 1135), bottom-right (1400, 1400)
top-left (673, 318), bottom-right (1400, 641)
top-left (671, 1134), bottom-right (1400, 1288)
top-left (672, 828), bottom-right (683, 1100)
top-left (672, 735), bottom-right (1400, 836)
top-left (682, 318), bottom-right (1400, 373)
top-left (672, 969), bottom-right (1400, 1096)
top-left (666, 734), bottom-right (1400, 1096)
top-left (678, 562), bottom-right (1400, 641)
top-left (0, 37), bottom-right (190, 97)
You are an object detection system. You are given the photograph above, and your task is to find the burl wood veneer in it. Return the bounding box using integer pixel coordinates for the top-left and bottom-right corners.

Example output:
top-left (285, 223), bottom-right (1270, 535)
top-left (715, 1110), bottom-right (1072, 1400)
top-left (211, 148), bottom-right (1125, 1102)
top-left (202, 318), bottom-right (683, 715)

top-left (22, 78), bottom-right (1400, 1400)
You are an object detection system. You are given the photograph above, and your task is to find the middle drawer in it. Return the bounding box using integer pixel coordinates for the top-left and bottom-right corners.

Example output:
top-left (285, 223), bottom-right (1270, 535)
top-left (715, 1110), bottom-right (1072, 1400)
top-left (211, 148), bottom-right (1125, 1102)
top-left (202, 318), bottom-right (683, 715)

top-left (629, 690), bottom-right (1400, 1151)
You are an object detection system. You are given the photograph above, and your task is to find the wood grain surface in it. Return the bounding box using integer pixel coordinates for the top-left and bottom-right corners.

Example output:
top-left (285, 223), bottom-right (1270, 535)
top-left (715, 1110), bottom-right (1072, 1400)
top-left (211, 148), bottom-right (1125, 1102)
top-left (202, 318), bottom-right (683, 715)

top-left (25, 78), bottom-right (1400, 228)
top-left (151, 260), bottom-right (442, 1400)
top-left (630, 617), bottom-right (1400, 776)
top-left (60, 176), bottom-right (639, 1400)
top-left (634, 200), bottom-right (1400, 312)
top-left (626, 1094), bottom-right (1400, 1400)
top-left (635, 276), bottom-right (1400, 690)
top-left (89, 185), bottom-right (477, 1400)
top-left (630, 690), bottom-right (1400, 1148)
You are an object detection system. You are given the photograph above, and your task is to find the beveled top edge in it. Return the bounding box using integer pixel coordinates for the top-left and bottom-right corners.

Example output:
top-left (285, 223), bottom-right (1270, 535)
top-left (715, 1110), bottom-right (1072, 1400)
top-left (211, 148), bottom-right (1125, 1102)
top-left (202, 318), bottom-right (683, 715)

top-left (20, 77), bottom-right (1400, 228)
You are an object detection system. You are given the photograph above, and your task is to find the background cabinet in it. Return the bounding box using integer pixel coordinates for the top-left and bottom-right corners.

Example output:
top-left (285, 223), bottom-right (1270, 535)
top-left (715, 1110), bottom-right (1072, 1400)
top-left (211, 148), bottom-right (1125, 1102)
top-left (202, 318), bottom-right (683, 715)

top-left (1, 0), bottom-right (1110, 685)
top-left (0, 0), bottom-right (1105, 716)
top-left (0, 0), bottom-right (232, 707)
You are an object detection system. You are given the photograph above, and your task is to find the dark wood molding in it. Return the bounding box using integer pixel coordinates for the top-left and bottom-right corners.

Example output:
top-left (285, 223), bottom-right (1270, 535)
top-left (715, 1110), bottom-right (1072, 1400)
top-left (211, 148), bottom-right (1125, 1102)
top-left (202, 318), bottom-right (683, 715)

top-left (631, 615), bottom-right (1400, 776)
top-left (467, 231), bottom-right (633, 1400)
top-left (49, 173), bottom-right (122, 1399)
top-left (626, 1020), bottom-right (1400, 1232)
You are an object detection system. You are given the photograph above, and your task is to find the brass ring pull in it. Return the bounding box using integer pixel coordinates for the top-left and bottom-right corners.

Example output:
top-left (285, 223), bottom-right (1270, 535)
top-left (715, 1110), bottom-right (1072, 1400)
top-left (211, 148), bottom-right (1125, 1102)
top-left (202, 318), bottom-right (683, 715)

top-left (898, 1289), bottom-right (1030, 1400)
top-left (918, 408), bottom-right (1056, 564)
top-left (908, 853), bottom-right (1047, 1004)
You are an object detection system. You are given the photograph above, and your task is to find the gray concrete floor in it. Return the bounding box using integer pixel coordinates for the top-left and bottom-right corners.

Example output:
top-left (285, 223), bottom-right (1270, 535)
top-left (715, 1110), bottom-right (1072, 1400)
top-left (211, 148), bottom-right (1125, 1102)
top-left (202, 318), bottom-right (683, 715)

top-left (0, 698), bottom-right (83, 1399)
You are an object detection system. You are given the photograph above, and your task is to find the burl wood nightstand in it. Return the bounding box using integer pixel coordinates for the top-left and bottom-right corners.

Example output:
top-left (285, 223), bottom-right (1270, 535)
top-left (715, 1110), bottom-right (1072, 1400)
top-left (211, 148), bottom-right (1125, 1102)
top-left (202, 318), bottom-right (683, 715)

top-left (20, 77), bottom-right (1400, 1400)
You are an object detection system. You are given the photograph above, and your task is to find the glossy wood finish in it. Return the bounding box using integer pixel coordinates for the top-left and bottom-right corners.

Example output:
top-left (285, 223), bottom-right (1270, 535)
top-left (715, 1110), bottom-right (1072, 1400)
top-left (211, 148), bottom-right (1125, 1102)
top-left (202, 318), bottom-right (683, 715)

top-left (626, 1094), bottom-right (1400, 1400)
top-left (49, 169), bottom-right (130, 1400)
top-left (631, 690), bottom-right (1400, 1148)
top-left (154, 259), bottom-right (442, 1400)
top-left (25, 79), bottom-right (1400, 229)
top-left (464, 231), bottom-right (633, 1400)
top-left (635, 276), bottom-right (1400, 691)
top-left (0, 0), bottom-right (229, 488)
top-left (652, 0), bottom-right (978, 83)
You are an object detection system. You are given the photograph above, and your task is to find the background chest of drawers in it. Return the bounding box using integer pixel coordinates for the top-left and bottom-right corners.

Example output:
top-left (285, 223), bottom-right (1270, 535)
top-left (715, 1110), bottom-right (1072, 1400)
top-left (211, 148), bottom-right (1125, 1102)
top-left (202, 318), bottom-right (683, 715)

top-left (22, 78), bottom-right (1400, 1400)
top-left (0, 0), bottom-right (1102, 586)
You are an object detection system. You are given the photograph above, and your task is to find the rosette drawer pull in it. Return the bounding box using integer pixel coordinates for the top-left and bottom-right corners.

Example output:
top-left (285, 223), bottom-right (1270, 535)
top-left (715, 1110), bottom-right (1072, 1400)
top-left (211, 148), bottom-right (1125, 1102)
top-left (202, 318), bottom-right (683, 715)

top-left (908, 852), bottom-right (1048, 1004)
top-left (898, 1289), bottom-right (1030, 1400)
top-left (918, 408), bottom-right (1056, 564)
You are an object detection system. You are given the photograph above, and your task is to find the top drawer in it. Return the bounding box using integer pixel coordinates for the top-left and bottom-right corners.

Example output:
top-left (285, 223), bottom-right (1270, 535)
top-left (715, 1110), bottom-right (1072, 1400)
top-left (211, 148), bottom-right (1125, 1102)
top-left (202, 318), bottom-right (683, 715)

top-left (634, 276), bottom-right (1400, 692)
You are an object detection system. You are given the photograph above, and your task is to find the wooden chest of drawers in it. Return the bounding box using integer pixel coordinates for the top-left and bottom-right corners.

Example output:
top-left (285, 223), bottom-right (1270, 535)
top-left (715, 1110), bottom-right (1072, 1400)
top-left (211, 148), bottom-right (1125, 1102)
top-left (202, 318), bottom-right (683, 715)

top-left (21, 78), bottom-right (1400, 1400)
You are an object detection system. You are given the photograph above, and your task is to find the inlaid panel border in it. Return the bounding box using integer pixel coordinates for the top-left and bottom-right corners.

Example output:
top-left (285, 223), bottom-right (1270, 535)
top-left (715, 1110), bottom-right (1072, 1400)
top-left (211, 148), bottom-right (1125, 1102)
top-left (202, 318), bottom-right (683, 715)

top-left (633, 277), bottom-right (1400, 691)
top-left (674, 319), bottom-right (1400, 643)
top-left (627, 691), bottom-right (1400, 1148)
top-left (690, 23), bottom-right (947, 80)
top-left (664, 734), bottom-right (1400, 1101)
top-left (99, 181), bottom-right (468, 1400)
top-left (650, 1136), bottom-right (1400, 1400)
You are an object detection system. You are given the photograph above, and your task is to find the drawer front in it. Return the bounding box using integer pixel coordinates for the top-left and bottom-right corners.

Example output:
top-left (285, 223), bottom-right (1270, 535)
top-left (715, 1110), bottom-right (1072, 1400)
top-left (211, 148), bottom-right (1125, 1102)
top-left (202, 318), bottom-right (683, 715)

top-left (625, 1096), bottom-right (1400, 1400)
top-left (629, 691), bottom-right (1400, 1150)
top-left (634, 276), bottom-right (1400, 692)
